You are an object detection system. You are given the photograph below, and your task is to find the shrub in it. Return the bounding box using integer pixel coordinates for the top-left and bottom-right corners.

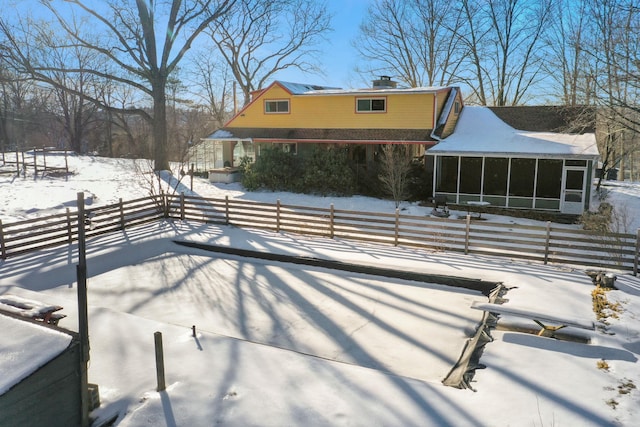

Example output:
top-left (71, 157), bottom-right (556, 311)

top-left (238, 156), bottom-right (259, 191)
top-left (240, 147), bottom-right (302, 191)
top-left (580, 203), bottom-right (612, 232)
top-left (302, 146), bottom-right (356, 196)
top-left (406, 159), bottom-right (433, 201)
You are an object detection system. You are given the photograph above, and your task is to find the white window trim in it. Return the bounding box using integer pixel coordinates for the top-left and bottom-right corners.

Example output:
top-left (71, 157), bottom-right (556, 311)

top-left (356, 97), bottom-right (387, 113)
top-left (265, 99), bottom-right (290, 114)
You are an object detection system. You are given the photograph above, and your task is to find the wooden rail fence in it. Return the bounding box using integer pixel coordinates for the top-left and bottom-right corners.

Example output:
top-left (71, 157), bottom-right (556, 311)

top-left (1, 148), bottom-right (70, 176)
top-left (1, 193), bottom-right (638, 274)
top-left (0, 196), bottom-right (163, 258)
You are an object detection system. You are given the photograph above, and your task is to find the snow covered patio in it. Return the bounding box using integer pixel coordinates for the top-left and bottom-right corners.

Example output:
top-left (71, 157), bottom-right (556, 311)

top-left (2, 219), bottom-right (638, 426)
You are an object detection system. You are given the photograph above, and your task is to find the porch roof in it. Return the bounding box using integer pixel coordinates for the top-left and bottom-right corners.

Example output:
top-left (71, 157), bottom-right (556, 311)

top-left (428, 106), bottom-right (599, 159)
top-left (204, 127), bottom-right (437, 145)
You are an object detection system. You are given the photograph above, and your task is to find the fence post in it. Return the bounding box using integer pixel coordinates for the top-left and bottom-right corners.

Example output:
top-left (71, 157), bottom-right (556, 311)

top-left (464, 214), bottom-right (471, 254)
top-left (119, 198), bottom-right (125, 230)
top-left (0, 219), bottom-right (6, 260)
top-left (276, 199), bottom-right (281, 232)
top-left (15, 149), bottom-right (19, 176)
top-left (33, 147), bottom-right (37, 175)
top-left (329, 204), bottom-right (335, 239)
top-left (634, 228), bottom-right (639, 277)
top-left (180, 192), bottom-right (185, 221)
top-left (190, 163), bottom-right (194, 192)
top-left (64, 149), bottom-right (69, 174)
top-left (160, 190), bottom-right (168, 218)
top-left (394, 209), bottom-right (400, 246)
top-left (225, 195), bottom-right (230, 225)
top-left (154, 332), bottom-right (166, 392)
top-left (544, 221), bottom-right (551, 265)
top-left (66, 208), bottom-right (73, 243)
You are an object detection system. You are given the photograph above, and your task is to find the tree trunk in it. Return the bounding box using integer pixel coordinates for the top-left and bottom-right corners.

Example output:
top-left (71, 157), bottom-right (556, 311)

top-left (152, 83), bottom-right (169, 171)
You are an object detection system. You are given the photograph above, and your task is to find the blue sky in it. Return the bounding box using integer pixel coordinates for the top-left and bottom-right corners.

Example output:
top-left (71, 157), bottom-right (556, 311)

top-left (272, 0), bottom-right (371, 89)
top-left (10, 0), bottom-right (371, 89)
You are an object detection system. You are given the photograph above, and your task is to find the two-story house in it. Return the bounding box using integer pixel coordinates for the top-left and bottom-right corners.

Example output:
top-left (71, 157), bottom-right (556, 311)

top-left (195, 77), bottom-right (463, 173)
top-left (196, 78), bottom-right (599, 215)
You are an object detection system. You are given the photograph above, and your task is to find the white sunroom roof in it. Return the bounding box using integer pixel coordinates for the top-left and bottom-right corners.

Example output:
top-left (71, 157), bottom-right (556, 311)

top-left (429, 106), bottom-right (599, 158)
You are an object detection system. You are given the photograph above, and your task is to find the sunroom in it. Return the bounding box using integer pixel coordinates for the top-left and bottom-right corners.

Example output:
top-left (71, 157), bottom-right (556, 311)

top-left (426, 107), bottom-right (599, 215)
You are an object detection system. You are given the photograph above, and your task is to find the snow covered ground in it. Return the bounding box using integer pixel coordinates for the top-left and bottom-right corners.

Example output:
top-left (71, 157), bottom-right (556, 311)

top-left (1, 154), bottom-right (640, 426)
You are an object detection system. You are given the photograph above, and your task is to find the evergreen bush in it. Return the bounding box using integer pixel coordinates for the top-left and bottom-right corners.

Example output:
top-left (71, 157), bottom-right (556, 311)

top-left (302, 146), bottom-right (356, 196)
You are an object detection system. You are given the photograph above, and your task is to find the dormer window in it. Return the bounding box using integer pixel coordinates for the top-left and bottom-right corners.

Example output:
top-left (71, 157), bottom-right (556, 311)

top-left (356, 97), bottom-right (386, 113)
top-left (265, 99), bottom-right (289, 113)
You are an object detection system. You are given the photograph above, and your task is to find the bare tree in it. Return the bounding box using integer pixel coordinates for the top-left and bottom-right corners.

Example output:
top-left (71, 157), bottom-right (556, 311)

top-left (0, 0), bottom-right (234, 170)
top-left (35, 25), bottom-right (103, 153)
top-left (0, 63), bottom-right (51, 152)
top-left (378, 144), bottom-right (414, 208)
top-left (354, 0), bottom-right (466, 88)
top-left (0, 64), bottom-right (16, 153)
top-left (207, 0), bottom-right (332, 106)
top-left (485, 0), bottom-right (553, 105)
top-left (185, 51), bottom-right (234, 128)
top-left (543, 0), bottom-right (597, 106)
top-left (456, 0), bottom-right (490, 104)
top-left (589, 0), bottom-right (640, 184)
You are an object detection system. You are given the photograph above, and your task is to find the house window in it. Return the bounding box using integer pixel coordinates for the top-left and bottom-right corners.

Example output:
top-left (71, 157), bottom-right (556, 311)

top-left (281, 143), bottom-right (297, 154)
top-left (265, 100), bottom-right (289, 113)
top-left (356, 98), bottom-right (386, 113)
top-left (454, 101), bottom-right (461, 114)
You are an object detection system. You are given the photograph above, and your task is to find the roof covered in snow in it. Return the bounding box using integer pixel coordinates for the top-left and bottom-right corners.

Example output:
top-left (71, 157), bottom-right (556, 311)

top-left (277, 81), bottom-right (447, 96)
top-left (0, 314), bottom-right (72, 395)
top-left (204, 129), bottom-right (235, 140)
top-left (277, 81), bottom-right (342, 94)
top-left (428, 106), bottom-right (599, 158)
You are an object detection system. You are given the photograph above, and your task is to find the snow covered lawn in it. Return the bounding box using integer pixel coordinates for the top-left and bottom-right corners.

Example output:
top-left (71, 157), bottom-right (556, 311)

top-left (1, 220), bottom-right (638, 426)
top-left (1, 155), bottom-right (639, 426)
